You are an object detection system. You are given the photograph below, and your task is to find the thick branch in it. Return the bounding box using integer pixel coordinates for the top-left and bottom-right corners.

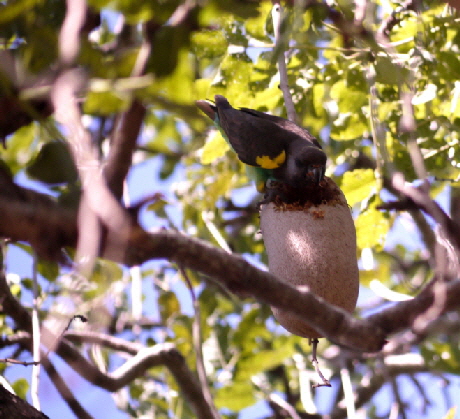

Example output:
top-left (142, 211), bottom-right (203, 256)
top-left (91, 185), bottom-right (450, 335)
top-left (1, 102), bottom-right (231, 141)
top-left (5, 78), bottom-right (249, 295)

top-left (104, 100), bottom-right (146, 199)
top-left (4, 178), bottom-right (460, 351)
top-left (41, 356), bottom-right (94, 419)
top-left (367, 278), bottom-right (460, 335)
top-left (0, 384), bottom-right (49, 419)
top-left (122, 228), bottom-right (387, 351)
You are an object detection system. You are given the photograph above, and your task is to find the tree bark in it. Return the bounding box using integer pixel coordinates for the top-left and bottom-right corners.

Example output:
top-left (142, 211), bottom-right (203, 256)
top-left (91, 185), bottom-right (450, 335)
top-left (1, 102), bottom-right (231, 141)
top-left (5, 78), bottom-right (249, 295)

top-left (0, 384), bottom-right (50, 419)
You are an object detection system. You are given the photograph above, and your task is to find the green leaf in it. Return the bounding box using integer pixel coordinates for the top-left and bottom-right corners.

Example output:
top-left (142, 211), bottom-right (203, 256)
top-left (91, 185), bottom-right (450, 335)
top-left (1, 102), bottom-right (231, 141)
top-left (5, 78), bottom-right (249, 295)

top-left (330, 80), bottom-right (368, 113)
top-left (312, 83), bottom-right (325, 117)
top-left (84, 90), bottom-right (130, 115)
top-left (330, 113), bottom-right (368, 140)
top-left (374, 55), bottom-right (409, 85)
top-left (233, 309), bottom-right (271, 353)
top-left (421, 342), bottom-right (460, 375)
top-left (200, 131), bottom-right (230, 165)
top-left (391, 18), bottom-right (417, 52)
top-left (244, 3), bottom-right (272, 41)
top-left (84, 260), bottom-right (123, 299)
top-left (192, 30), bottom-right (228, 59)
top-left (360, 262), bottom-right (391, 288)
top-left (3, 124), bottom-right (36, 175)
top-left (204, 171), bottom-right (233, 204)
top-left (0, 0), bottom-right (41, 24)
top-left (355, 202), bottom-right (390, 251)
top-left (148, 49), bottom-right (194, 103)
top-left (146, 198), bottom-right (169, 219)
top-left (339, 169), bottom-right (376, 207)
top-left (159, 291), bottom-right (181, 323)
top-left (215, 0), bottom-right (260, 19)
top-left (150, 26), bottom-right (190, 78)
top-left (26, 140), bottom-right (78, 185)
top-left (12, 378), bottom-right (29, 400)
top-left (235, 346), bottom-right (294, 381)
top-left (214, 381), bottom-right (256, 410)
top-left (37, 259), bottom-right (59, 282)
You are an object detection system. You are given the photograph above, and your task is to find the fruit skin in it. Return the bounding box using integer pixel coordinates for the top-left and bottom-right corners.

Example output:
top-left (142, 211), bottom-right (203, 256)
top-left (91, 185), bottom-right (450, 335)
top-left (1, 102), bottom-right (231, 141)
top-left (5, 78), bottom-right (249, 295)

top-left (196, 95), bottom-right (326, 193)
top-left (259, 177), bottom-right (359, 339)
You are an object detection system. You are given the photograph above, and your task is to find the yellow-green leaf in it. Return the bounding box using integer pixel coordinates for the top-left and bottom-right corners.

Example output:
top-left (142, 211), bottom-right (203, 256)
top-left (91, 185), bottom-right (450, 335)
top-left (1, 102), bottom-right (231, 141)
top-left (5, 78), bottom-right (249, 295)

top-left (235, 346), bottom-right (294, 381)
top-left (12, 378), bottom-right (29, 400)
top-left (215, 381), bottom-right (256, 410)
top-left (442, 407), bottom-right (457, 419)
top-left (200, 131), bottom-right (230, 164)
top-left (355, 206), bottom-right (390, 250)
top-left (159, 291), bottom-right (181, 323)
top-left (340, 169), bottom-right (376, 207)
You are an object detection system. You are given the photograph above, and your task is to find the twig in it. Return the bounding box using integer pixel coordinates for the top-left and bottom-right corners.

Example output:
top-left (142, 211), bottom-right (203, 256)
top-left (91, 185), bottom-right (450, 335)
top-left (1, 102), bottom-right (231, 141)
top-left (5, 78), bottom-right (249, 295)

top-left (31, 255), bottom-right (41, 409)
top-left (56, 0), bottom-right (101, 276)
top-left (43, 315), bottom-right (88, 358)
top-left (384, 359), bottom-right (408, 419)
top-left (379, 177), bottom-right (436, 258)
top-left (0, 315), bottom-right (87, 366)
top-left (366, 64), bottom-right (394, 183)
top-left (400, 90), bottom-right (427, 180)
top-left (129, 265), bottom-right (143, 336)
top-left (201, 211), bottom-right (232, 253)
top-left (310, 338), bottom-right (331, 388)
top-left (268, 393), bottom-right (303, 419)
top-left (408, 373), bottom-right (431, 414)
top-left (330, 354), bottom-right (429, 419)
top-left (0, 284), bottom-right (217, 419)
top-left (340, 359), bottom-right (356, 417)
top-left (354, 0), bottom-right (368, 26)
top-left (51, 69), bottom-right (133, 269)
top-left (391, 173), bottom-right (460, 255)
top-left (271, 2), bottom-right (298, 123)
top-left (0, 358), bottom-right (41, 366)
top-left (180, 266), bottom-right (222, 419)
top-left (124, 184), bottom-right (143, 335)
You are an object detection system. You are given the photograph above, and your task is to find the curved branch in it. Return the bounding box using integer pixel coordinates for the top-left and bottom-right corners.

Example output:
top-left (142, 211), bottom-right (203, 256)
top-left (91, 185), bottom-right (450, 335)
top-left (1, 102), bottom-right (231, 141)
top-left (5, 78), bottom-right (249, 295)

top-left (41, 356), bottom-right (94, 419)
top-left (64, 330), bottom-right (142, 353)
top-left (4, 177), bottom-right (460, 352)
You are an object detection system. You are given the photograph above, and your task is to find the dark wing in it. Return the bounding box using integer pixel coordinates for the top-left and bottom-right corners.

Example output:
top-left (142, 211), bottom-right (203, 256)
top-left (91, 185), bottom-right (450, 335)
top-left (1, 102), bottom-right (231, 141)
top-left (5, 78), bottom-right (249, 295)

top-left (239, 107), bottom-right (323, 150)
top-left (215, 96), bottom-right (288, 169)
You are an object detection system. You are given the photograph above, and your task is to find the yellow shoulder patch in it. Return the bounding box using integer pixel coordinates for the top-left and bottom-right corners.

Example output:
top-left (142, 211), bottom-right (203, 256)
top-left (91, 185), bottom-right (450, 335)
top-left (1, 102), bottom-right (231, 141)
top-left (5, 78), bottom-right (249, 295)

top-left (255, 150), bottom-right (286, 169)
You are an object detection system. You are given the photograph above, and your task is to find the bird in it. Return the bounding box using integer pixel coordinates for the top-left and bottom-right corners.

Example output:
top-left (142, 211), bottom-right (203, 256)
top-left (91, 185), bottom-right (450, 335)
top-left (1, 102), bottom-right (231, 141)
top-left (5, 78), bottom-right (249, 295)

top-left (196, 95), bottom-right (326, 196)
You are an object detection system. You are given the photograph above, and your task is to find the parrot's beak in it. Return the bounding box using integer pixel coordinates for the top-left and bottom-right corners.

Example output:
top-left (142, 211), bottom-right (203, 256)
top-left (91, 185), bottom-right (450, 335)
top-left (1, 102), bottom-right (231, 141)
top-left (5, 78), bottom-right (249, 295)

top-left (307, 165), bottom-right (325, 184)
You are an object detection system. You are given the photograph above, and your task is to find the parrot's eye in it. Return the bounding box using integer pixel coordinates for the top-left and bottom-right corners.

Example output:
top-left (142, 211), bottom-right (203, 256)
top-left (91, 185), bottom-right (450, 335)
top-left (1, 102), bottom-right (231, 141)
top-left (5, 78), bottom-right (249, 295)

top-left (295, 158), bottom-right (304, 168)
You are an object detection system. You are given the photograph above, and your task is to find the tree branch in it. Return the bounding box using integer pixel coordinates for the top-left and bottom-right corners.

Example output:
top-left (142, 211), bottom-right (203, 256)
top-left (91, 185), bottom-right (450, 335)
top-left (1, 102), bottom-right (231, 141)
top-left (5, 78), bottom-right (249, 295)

top-left (5, 175), bottom-right (460, 352)
top-left (330, 354), bottom-right (429, 419)
top-left (41, 356), bottom-right (95, 419)
top-left (104, 100), bottom-right (146, 199)
top-left (0, 384), bottom-right (50, 419)
top-left (0, 274), bottom-right (217, 419)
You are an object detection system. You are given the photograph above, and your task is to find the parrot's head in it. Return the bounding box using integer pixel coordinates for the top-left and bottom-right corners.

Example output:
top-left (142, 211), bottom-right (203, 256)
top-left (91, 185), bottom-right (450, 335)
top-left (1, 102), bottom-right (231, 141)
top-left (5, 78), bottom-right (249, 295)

top-left (284, 146), bottom-right (326, 187)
